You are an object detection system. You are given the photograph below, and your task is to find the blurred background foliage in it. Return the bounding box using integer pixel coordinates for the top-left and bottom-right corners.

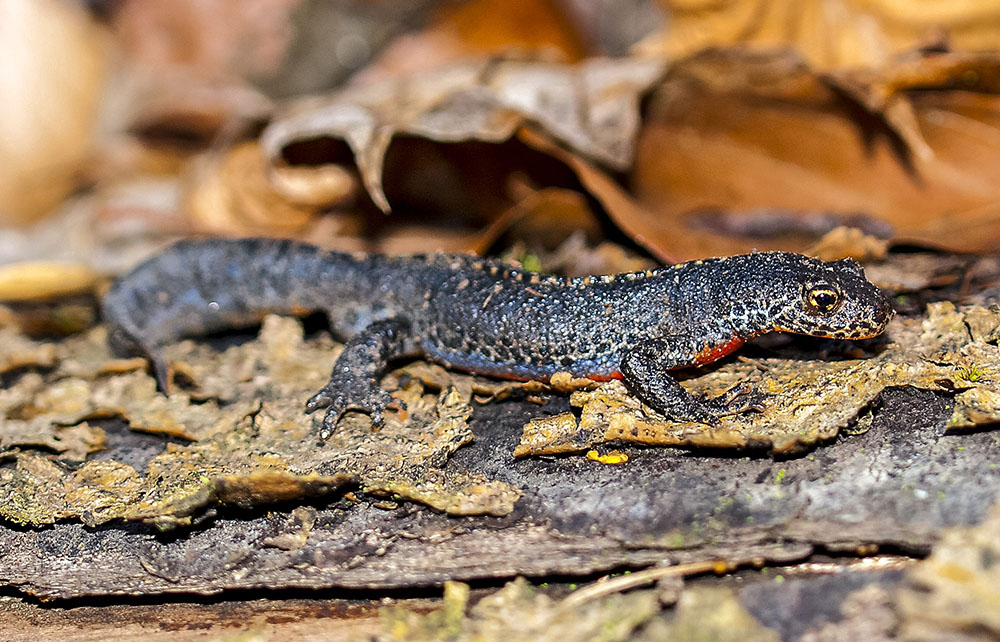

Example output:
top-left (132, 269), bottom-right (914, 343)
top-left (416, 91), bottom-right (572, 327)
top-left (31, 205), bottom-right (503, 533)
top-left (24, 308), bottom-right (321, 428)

top-left (3, 0), bottom-right (1000, 301)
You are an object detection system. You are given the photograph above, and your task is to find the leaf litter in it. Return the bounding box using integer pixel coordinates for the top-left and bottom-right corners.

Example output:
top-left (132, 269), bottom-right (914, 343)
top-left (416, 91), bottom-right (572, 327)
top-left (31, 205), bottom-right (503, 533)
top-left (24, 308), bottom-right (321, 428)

top-left (361, 576), bottom-right (780, 642)
top-left (360, 494), bottom-right (1000, 642)
top-left (2, 295), bottom-right (1000, 527)
top-left (365, 577), bottom-right (663, 642)
top-left (897, 496), bottom-right (1000, 641)
top-left (0, 316), bottom-right (520, 527)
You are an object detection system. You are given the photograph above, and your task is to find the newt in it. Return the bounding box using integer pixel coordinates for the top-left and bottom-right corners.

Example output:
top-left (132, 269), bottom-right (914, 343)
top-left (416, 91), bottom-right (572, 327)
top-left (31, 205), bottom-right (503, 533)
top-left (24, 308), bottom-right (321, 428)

top-left (103, 238), bottom-right (893, 437)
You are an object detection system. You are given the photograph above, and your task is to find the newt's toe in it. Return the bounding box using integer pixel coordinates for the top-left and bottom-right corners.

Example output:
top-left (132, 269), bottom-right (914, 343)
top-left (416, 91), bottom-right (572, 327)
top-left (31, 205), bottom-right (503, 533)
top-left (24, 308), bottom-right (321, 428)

top-left (308, 382), bottom-right (404, 439)
top-left (305, 388), bottom-right (334, 413)
top-left (698, 385), bottom-right (767, 419)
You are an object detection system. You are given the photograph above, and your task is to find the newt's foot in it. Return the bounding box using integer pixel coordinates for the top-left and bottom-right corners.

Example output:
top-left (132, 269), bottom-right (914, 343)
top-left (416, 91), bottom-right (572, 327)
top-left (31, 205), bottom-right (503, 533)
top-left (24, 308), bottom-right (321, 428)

top-left (651, 385), bottom-right (767, 426)
top-left (696, 384), bottom-right (767, 423)
top-left (622, 342), bottom-right (767, 427)
top-left (305, 382), bottom-right (405, 439)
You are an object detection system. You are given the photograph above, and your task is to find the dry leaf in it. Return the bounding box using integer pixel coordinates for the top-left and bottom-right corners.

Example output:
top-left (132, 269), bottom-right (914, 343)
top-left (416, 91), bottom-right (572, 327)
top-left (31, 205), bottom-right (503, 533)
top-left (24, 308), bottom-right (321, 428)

top-left (0, 0), bottom-right (110, 224)
top-left (0, 328), bottom-right (57, 374)
top-left (805, 226), bottom-right (889, 262)
top-left (0, 419), bottom-right (105, 463)
top-left (863, 253), bottom-right (968, 294)
top-left (185, 141), bottom-right (336, 236)
top-left (362, 0), bottom-right (588, 83)
top-left (268, 156), bottom-right (358, 207)
top-left (638, 0), bottom-right (1000, 70)
top-left (112, 0), bottom-right (295, 79)
top-left (0, 175), bottom-right (189, 276)
top-left (261, 56), bottom-right (665, 212)
top-left (0, 261), bottom-right (101, 302)
top-left (627, 49), bottom-right (1000, 260)
top-left (472, 187), bottom-right (603, 255)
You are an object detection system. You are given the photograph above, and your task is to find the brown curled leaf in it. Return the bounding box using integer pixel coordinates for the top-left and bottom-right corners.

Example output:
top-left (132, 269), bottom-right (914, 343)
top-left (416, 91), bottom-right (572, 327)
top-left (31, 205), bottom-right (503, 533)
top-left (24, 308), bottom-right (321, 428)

top-left (638, 0), bottom-right (1000, 71)
top-left (261, 56), bottom-right (665, 212)
top-left (628, 49), bottom-right (1000, 260)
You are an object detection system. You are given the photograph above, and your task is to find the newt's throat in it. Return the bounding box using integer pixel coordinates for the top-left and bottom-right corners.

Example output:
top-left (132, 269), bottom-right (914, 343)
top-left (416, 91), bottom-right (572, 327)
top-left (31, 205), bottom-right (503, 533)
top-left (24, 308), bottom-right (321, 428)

top-left (694, 336), bottom-right (746, 365)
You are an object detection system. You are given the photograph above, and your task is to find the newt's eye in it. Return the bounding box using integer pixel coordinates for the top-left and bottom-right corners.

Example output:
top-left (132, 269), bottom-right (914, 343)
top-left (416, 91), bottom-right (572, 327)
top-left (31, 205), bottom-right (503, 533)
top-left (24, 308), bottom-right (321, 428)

top-left (807, 286), bottom-right (840, 313)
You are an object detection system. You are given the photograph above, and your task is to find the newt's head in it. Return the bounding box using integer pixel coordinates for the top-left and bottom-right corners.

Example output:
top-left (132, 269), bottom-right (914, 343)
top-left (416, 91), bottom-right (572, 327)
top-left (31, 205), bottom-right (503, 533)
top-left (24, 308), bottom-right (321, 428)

top-left (753, 252), bottom-right (893, 340)
top-left (705, 252), bottom-right (893, 340)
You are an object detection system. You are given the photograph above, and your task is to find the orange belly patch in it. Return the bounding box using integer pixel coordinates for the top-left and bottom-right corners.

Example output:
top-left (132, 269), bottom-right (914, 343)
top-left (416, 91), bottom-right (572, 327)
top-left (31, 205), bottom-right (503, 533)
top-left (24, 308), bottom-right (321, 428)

top-left (581, 371), bottom-right (624, 382)
top-left (694, 336), bottom-right (745, 365)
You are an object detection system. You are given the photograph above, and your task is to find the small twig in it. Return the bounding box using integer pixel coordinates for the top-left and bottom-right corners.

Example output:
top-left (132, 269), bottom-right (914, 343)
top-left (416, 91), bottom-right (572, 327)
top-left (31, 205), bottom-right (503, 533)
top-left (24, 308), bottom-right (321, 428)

top-left (558, 559), bottom-right (727, 609)
top-left (737, 356), bottom-right (769, 371)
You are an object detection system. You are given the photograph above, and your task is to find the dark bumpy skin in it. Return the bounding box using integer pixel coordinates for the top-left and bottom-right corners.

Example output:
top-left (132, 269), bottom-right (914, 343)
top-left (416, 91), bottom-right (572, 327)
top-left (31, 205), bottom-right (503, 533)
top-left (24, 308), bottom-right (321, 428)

top-left (103, 238), bottom-right (893, 437)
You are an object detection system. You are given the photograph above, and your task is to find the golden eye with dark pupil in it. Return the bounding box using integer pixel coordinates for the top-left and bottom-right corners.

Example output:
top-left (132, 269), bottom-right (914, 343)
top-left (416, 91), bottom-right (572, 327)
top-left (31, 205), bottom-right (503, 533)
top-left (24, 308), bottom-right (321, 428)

top-left (808, 287), bottom-right (839, 312)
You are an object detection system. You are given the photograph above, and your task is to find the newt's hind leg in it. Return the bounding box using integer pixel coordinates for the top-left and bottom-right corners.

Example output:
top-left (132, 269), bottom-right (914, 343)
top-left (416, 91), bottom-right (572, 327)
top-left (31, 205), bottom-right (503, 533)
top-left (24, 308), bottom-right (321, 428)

top-left (305, 317), bottom-right (411, 438)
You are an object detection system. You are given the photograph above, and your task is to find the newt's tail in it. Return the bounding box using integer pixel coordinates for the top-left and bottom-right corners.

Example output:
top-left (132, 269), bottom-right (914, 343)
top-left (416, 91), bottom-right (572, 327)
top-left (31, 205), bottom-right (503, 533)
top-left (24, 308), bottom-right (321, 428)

top-left (104, 317), bottom-right (171, 393)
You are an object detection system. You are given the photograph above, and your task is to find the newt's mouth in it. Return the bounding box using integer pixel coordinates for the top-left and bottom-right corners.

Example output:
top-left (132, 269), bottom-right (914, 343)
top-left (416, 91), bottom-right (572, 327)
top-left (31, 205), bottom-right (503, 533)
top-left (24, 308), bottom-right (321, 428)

top-left (775, 300), bottom-right (895, 340)
top-left (774, 323), bottom-right (890, 340)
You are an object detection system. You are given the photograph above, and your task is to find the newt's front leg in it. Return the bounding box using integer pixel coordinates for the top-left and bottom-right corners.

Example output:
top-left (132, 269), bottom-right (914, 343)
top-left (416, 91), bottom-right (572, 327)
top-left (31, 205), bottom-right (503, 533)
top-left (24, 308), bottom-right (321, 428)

top-left (305, 317), bottom-right (410, 438)
top-left (621, 339), bottom-right (765, 424)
